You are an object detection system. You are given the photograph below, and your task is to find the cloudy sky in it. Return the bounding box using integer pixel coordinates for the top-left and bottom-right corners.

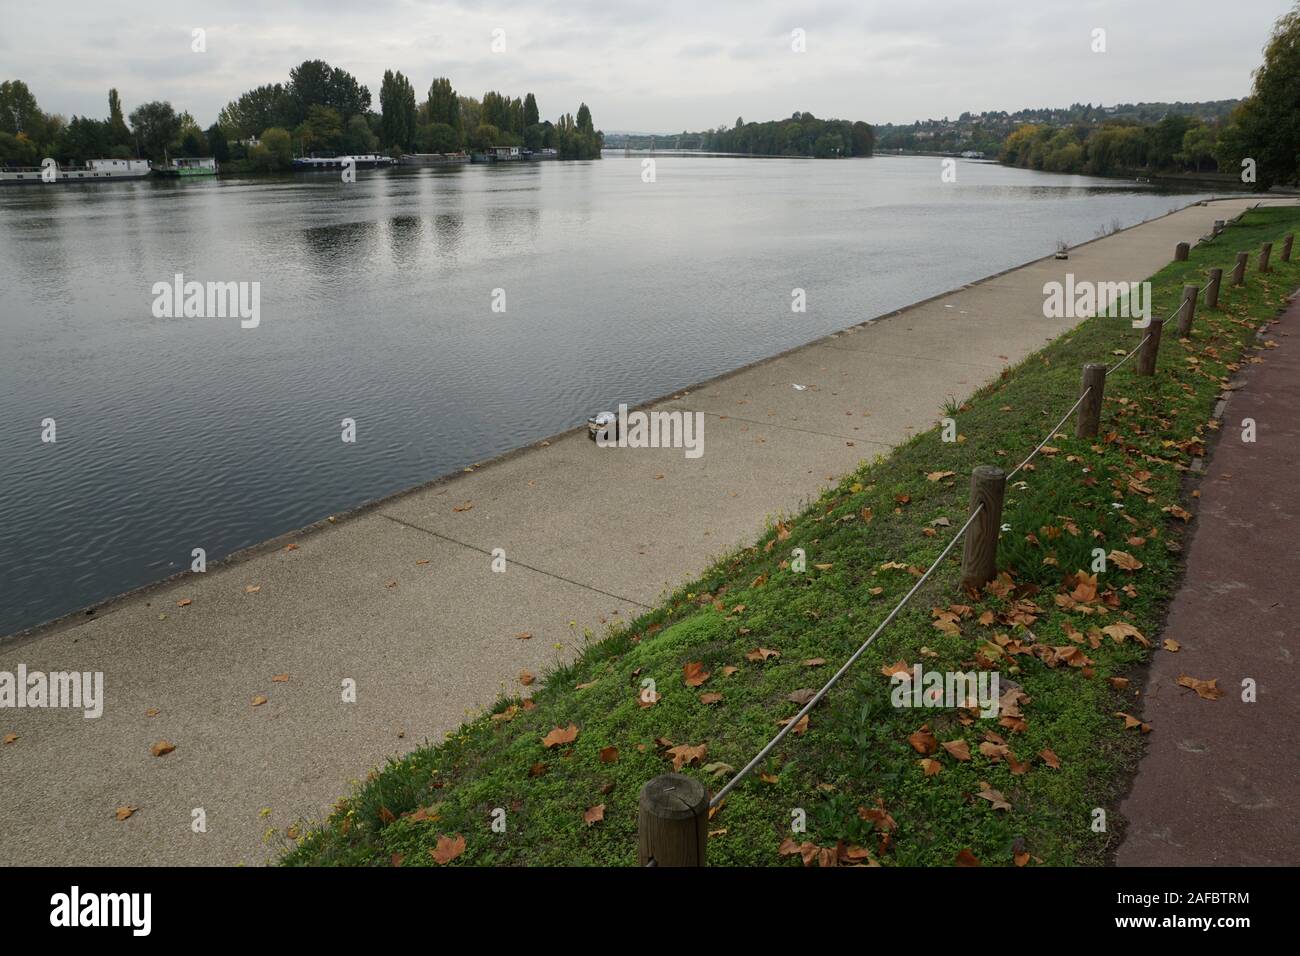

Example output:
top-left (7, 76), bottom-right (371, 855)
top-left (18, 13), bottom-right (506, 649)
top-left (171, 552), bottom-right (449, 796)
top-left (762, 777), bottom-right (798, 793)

top-left (2, 0), bottom-right (1294, 131)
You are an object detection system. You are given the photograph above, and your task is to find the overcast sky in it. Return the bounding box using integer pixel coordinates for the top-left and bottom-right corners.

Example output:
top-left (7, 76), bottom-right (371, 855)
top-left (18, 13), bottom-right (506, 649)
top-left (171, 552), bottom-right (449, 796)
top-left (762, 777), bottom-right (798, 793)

top-left (2, 0), bottom-right (1294, 131)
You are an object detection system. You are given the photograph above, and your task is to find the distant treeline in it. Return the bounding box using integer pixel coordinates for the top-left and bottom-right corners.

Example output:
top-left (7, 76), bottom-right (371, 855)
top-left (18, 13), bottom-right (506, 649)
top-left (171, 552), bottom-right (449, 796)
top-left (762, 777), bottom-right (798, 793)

top-left (999, 6), bottom-right (1300, 189)
top-left (670, 113), bottom-right (873, 158)
top-left (0, 60), bottom-right (603, 170)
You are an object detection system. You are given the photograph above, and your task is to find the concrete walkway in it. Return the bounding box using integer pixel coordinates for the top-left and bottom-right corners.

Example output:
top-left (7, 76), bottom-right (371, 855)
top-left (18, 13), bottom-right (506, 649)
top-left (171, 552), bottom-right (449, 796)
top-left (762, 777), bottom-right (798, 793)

top-left (1116, 293), bottom-right (1300, 866)
top-left (0, 197), bottom-right (1276, 866)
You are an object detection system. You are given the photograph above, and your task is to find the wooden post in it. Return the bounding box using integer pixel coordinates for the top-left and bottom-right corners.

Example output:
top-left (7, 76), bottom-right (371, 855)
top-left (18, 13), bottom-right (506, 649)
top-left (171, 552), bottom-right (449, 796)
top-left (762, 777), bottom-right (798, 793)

top-left (1174, 241), bottom-right (1189, 262)
top-left (1075, 363), bottom-right (1107, 439)
top-left (1259, 242), bottom-right (1273, 273)
top-left (1213, 219), bottom-right (1225, 236)
top-left (1232, 251), bottom-right (1248, 286)
top-left (1137, 318), bottom-right (1163, 376)
top-left (1206, 268), bottom-right (1223, 309)
top-left (1283, 234), bottom-right (1294, 263)
top-left (638, 773), bottom-right (708, 867)
top-left (959, 466), bottom-right (1006, 592)
top-left (1176, 284), bottom-right (1199, 338)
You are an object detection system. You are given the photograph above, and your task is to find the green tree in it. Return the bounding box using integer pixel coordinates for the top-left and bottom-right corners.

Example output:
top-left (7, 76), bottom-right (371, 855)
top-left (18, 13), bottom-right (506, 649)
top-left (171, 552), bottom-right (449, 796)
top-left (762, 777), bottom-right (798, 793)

top-left (250, 127), bottom-right (293, 171)
top-left (0, 80), bottom-right (46, 141)
top-left (128, 100), bottom-right (181, 162)
top-left (379, 70), bottom-right (417, 150)
top-left (107, 89), bottom-right (131, 147)
top-left (342, 114), bottom-right (378, 153)
top-left (427, 77), bottom-right (460, 130)
top-left (524, 92), bottom-right (539, 128)
top-left (206, 123), bottom-right (229, 162)
top-left (1218, 5), bottom-right (1300, 189)
top-left (295, 104), bottom-right (343, 154)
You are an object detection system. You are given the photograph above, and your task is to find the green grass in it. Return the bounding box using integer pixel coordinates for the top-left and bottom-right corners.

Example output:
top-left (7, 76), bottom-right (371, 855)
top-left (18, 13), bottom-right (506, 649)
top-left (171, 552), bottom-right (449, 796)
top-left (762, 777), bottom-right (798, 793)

top-left (284, 205), bottom-right (1300, 867)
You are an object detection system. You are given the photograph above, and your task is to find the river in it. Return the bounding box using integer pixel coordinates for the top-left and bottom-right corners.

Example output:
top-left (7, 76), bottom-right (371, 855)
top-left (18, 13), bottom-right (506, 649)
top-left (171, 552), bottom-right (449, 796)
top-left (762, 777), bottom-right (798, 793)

top-left (0, 153), bottom-right (1211, 636)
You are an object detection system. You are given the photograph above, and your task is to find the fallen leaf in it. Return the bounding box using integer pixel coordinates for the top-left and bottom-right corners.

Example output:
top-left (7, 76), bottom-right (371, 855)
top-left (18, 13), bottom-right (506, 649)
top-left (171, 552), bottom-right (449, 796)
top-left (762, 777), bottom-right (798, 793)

top-left (665, 743), bottom-right (708, 771)
top-left (541, 724), bottom-right (579, 748)
top-left (251, 695), bottom-right (268, 707)
top-left (919, 758), bottom-right (943, 776)
top-left (1177, 675), bottom-right (1225, 701)
top-left (786, 688), bottom-right (817, 706)
top-left (115, 806), bottom-right (138, 821)
top-left (975, 782), bottom-right (1011, 811)
top-left (519, 670), bottom-right (535, 686)
top-left (746, 647), bottom-right (781, 662)
top-left (583, 804), bottom-right (605, 827)
top-left (430, 833), bottom-right (466, 864)
top-left (599, 746), bottom-right (618, 763)
top-left (176, 598), bottom-right (192, 608)
top-left (244, 585), bottom-right (261, 594)
top-left (1163, 638), bottom-right (1181, 652)
top-left (1039, 748), bottom-right (1061, 769)
top-left (144, 708), bottom-right (160, 717)
top-left (908, 725), bottom-right (938, 755)
top-left (941, 739), bottom-right (972, 762)
top-left (699, 692), bottom-right (723, 705)
top-left (955, 849), bottom-right (981, 866)
top-left (150, 740), bottom-right (176, 757)
top-left (452, 501), bottom-right (474, 512)
top-left (1108, 550), bottom-right (1144, 571)
top-left (683, 661), bottom-right (711, 687)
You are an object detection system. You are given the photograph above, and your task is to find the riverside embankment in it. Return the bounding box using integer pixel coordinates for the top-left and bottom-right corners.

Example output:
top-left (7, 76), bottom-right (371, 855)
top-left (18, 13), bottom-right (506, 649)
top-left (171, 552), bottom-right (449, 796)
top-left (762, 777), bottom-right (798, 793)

top-left (0, 196), bottom-right (1285, 866)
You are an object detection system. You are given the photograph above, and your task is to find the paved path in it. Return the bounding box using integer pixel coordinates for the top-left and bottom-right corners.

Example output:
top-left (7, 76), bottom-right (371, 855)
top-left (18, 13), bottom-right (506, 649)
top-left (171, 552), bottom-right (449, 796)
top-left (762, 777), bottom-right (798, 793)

top-left (0, 197), bottom-right (1277, 866)
top-left (1117, 292), bottom-right (1300, 866)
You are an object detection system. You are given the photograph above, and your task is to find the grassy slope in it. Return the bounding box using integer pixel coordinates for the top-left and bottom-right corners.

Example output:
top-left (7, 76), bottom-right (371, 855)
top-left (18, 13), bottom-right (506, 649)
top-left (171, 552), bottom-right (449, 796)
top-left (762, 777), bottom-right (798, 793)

top-left (285, 205), bottom-right (1300, 867)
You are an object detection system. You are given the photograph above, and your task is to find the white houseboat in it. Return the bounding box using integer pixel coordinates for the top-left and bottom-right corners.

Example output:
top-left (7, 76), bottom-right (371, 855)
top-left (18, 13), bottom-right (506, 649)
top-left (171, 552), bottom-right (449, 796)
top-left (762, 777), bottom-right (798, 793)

top-left (291, 154), bottom-right (395, 171)
top-left (0, 158), bottom-right (152, 185)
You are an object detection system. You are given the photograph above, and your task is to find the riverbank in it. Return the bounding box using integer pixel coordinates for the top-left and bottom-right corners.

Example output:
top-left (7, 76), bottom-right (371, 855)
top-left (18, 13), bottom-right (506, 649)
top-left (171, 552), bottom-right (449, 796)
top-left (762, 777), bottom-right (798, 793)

top-left (0, 196), bottom-right (1290, 866)
top-left (283, 200), bottom-right (1300, 866)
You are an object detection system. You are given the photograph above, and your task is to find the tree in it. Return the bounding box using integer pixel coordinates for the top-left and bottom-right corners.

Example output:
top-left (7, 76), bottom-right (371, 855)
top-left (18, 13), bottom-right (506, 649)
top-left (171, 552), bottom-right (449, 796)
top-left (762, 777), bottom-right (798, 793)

top-left (287, 59), bottom-right (370, 126)
top-left (524, 92), bottom-right (539, 128)
top-left (0, 80), bottom-right (46, 143)
top-left (379, 70), bottom-right (417, 151)
top-left (427, 77), bottom-right (460, 130)
top-left (1217, 6), bottom-right (1300, 189)
top-left (469, 123), bottom-right (501, 150)
top-left (342, 114), bottom-right (378, 153)
top-left (250, 127), bottom-right (293, 171)
top-left (206, 123), bottom-right (229, 162)
top-left (420, 122), bottom-right (459, 153)
top-left (295, 104), bottom-right (343, 154)
top-left (107, 89), bottom-right (131, 147)
top-left (128, 101), bottom-right (182, 162)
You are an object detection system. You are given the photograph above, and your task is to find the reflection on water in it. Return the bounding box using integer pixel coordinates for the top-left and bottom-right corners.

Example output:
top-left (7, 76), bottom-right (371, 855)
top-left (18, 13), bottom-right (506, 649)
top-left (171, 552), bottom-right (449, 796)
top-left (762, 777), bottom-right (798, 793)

top-left (0, 155), bottom-right (1211, 636)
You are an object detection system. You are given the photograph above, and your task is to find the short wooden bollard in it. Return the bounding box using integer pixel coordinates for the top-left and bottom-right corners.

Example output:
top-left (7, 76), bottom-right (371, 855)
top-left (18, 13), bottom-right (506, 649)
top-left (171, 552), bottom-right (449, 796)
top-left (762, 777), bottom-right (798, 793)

top-left (638, 773), bottom-right (708, 867)
top-left (1232, 252), bottom-right (1248, 286)
top-left (1259, 242), bottom-right (1273, 273)
top-left (1075, 363), bottom-right (1107, 439)
top-left (1137, 317), bottom-right (1163, 376)
top-left (1206, 268), bottom-right (1223, 309)
top-left (1174, 241), bottom-right (1189, 262)
top-left (1176, 284), bottom-right (1199, 338)
top-left (1283, 234), bottom-right (1294, 262)
top-left (959, 466), bottom-right (1006, 592)
top-left (1213, 219), bottom-right (1225, 236)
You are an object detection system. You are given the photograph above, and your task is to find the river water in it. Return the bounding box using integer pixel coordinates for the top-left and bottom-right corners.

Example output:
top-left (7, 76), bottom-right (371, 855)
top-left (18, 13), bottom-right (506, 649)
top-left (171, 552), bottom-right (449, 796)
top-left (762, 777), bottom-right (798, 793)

top-left (0, 153), bottom-right (1209, 636)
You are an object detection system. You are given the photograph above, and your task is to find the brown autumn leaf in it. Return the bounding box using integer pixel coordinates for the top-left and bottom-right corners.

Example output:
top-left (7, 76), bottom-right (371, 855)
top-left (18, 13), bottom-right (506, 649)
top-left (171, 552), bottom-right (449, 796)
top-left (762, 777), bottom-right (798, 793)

top-left (144, 707), bottom-right (160, 717)
top-left (941, 739), bottom-right (972, 762)
top-left (1115, 712), bottom-right (1153, 733)
top-left (1108, 550), bottom-right (1144, 571)
top-left (1014, 851), bottom-right (1031, 867)
top-left (1039, 748), bottom-right (1062, 769)
top-left (515, 631), bottom-right (532, 640)
top-left (115, 806), bottom-right (138, 821)
top-left (698, 692), bottom-right (723, 705)
top-left (176, 598), bottom-right (192, 608)
top-left (919, 758), bottom-right (943, 776)
top-left (150, 740), bottom-right (175, 757)
top-left (519, 670), bottom-right (535, 686)
top-left (452, 501), bottom-right (474, 512)
top-left (746, 647), bottom-right (781, 662)
top-left (786, 688), bottom-right (817, 706)
top-left (244, 584), bottom-right (261, 594)
top-left (599, 746), bottom-right (619, 763)
top-left (283, 543), bottom-right (300, 552)
top-left (528, 762), bottom-right (548, 777)
top-left (880, 660), bottom-right (912, 679)
top-left (779, 714), bottom-right (810, 736)
top-left (908, 725), bottom-right (938, 755)
top-left (378, 806), bottom-right (396, 824)
top-left (1108, 676), bottom-right (1130, 690)
top-left (1102, 622), bottom-right (1149, 646)
top-left (683, 661), bottom-right (711, 687)
top-left (975, 782), bottom-right (1011, 811)
top-left (251, 695), bottom-right (268, 707)
top-left (1177, 675), bottom-right (1225, 701)
top-left (955, 849), bottom-right (982, 867)
top-left (926, 470), bottom-right (956, 482)
top-left (583, 804), bottom-right (605, 827)
top-left (979, 741), bottom-right (1010, 762)
top-left (665, 743), bottom-right (708, 771)
top-left (541, 723), bottom-right (579, 748)
top-left (1163, 638), bottom-right (1181, 652)
top-left (430, 833), bottom-right (466, 864)
top-left (802, 658), bottom-right (827, 667)
top-left (271, 674), bottom-right (289, 683)
top-left (638, 688), bottom-right (661, 708)
top-left (405, 804), bottom-right (440, 823)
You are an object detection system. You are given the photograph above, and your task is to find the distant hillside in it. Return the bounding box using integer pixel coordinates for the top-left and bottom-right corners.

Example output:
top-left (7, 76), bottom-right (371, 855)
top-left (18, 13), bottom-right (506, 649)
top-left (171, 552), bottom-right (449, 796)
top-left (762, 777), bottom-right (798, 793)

top-left (874, 100), bottom-right (1240, 154)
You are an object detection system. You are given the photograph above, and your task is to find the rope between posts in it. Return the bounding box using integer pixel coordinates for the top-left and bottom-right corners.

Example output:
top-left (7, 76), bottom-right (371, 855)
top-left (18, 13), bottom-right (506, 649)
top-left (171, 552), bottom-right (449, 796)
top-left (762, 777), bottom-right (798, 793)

top-left (708, 500), bottom-right (986, 808)
top-left (702, 247), bottom-right (1228, 809)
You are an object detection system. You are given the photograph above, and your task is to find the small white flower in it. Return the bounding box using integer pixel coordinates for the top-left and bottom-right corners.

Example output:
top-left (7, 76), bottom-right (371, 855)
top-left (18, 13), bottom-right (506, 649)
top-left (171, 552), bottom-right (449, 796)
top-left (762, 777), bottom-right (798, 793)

top-left (1000, 523), bottom-right (1012, 532)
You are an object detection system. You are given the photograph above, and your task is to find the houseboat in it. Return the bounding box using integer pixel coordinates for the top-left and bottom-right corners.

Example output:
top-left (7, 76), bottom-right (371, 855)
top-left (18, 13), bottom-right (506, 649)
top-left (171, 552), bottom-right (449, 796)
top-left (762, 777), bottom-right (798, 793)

top-left (0, 158), bottom-right (152, 185)
top-left (155, 156), bottom-right (218, 177)
top-left (397, 151), bottom-right (470, 167)
top-left (471, 145), bottom-right (522, 163)
top-left (292, 154), bottom-right (395, 171)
